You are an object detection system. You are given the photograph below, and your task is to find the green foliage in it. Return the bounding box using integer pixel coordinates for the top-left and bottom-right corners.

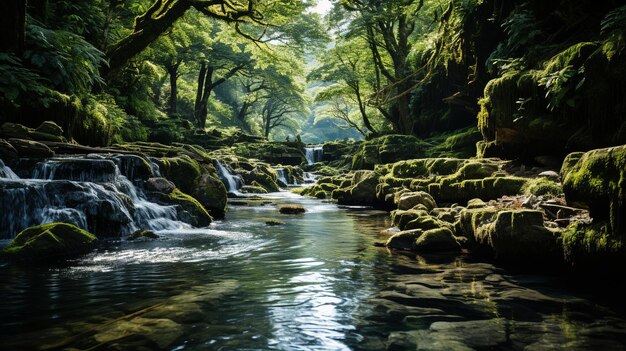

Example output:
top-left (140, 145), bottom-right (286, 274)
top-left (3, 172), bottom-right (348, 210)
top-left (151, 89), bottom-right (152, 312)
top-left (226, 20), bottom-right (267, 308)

top-left (0, 53), bottom-right (53, 108)
top-left (24, 21), bottom-right (105, 95)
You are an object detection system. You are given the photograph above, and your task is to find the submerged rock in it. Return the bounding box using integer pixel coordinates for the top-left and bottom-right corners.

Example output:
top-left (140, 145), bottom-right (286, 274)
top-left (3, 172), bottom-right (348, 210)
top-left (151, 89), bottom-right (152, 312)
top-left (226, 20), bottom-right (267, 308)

top-left (128, 230), bottom-right (159, 241)
top-left (279, 204), bottom-right (306, 214)
top-left (3, 223), bottom-right (97, 261)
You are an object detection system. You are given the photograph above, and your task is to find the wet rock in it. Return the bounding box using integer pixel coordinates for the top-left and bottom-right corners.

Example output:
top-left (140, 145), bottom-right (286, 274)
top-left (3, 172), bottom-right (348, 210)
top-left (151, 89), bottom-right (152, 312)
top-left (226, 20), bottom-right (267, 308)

top-left (146, 177), bottom-right (176, 194)
top-left (414, 228), bottom-right (461, 253)
top-left (0, 139), bottom-right (18, 163)
top-left (191, 173), bottom-right (228, 219)
top-left (3, 223), bottom-right (97, 261)
top-left (0, 122), bottom-right (31, 139)
top-left (475, 210), bottom-right (562, 261)
top-left (166, 189), bottom-right (211, 226)
top-left (386, 229), bottom-right (423, 250)
top-left (241, 185), bottom-right (268, 194)
top-left (8, 138), bottom-right (54, 158)
top-left (279, 204), bottom-right (306, 214)
top-left (114, 155), bottom-right (154, 181)
top-left (128, 230), bottom-right (159, 241)
top-left (157, 155), bottom-right (201, 194)
top-left (34, 158), bottom-right (118, 183)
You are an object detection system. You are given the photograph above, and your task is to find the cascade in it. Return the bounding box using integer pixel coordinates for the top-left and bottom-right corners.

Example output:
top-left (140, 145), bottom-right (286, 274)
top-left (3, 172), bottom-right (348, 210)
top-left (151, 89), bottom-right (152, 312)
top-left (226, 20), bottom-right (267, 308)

top-left (304, 146), bottom-right (323, 165)
top-left (0, 156), bottom-right (192, 239)
top-left (214, 160), bottom-right (244, 193)
top-left (275, 168), bottom-right (289, 187)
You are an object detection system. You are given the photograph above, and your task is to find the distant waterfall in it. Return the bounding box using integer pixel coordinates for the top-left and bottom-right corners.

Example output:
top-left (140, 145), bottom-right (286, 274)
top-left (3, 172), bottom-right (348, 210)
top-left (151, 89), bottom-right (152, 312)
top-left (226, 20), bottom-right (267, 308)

top-left (0, 156), bottom-right (191, 239)
top-left (304, 146), bottom-right (323, 165)
top-left (214, 160), bottom-right (243, 193)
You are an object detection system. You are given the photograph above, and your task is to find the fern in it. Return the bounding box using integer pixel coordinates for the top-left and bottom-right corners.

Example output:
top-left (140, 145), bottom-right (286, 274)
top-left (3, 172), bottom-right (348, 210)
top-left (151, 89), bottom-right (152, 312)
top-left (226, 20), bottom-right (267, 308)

top-left (24, 21), bottom-right (106, 95)
top-left (0, 53), bottom-right (53, 108)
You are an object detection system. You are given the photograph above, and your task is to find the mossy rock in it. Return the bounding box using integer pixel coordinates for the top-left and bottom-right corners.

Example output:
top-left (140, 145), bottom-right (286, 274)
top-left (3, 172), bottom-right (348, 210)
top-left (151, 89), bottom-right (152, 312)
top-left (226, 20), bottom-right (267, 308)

top-left (414, 227), bottom-right (461, 253)
top-left (128, 230), bottom-right (159, 241)
top-left (396, 191), bottom-right (437, 211)
top-left (562, 221), bottom-right (623, 267)
top-left (191, 173), bottom-right (228, 219)
top-left (114, 155), bottom-right (154, 181)
top-left (3, 223), bottom-right (97, 262)
top-left (241, 185), bottom-right (268, 194)
top-left (522, 178), bottom-right (563, 196)
top-left (474, 210), bottom-right (561, 261)
top-left (386, 229), bottom-right (423, 250)
top-left (279, 204), bottom-right (306, 214)
top-left (158, 155), bottom-right (201, 194)
top-left (166, 189), bottom-right (212, 227)
top-left (8, 138), bottom-right (55, 158)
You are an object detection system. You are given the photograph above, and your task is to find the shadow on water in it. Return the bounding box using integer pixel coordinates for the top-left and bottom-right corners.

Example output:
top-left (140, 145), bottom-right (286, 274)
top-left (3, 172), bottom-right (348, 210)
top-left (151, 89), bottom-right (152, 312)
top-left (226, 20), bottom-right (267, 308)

top-left (1, 191), bottom-right (625, 350)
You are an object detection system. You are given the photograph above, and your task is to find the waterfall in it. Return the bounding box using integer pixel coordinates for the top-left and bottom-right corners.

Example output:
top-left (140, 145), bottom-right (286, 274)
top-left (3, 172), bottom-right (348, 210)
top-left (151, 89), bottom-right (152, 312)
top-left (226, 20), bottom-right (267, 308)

top-left (0, 156), bottom-right (191, 239)
top-left (304, 146), bottom-right (323, 165)
top-left (0, 159), bottom-right (19, 180)
top-left (214, 160), bottom-right (243, 193)
top-left (303, 172), bottom-right (317, 184)
top-left (276, 168), bottom-right (289, 187)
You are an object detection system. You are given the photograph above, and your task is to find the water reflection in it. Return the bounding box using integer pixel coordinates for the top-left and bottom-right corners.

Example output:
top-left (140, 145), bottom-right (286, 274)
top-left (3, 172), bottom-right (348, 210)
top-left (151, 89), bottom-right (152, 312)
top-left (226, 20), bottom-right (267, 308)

top-left (0, 192), bottom-right (625, 350)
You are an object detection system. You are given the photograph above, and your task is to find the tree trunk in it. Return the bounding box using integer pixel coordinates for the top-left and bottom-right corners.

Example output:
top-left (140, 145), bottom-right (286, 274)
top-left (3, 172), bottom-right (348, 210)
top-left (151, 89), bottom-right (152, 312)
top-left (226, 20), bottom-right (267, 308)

top-left (104, 0), bottom-right (190, 77)
top-left (0, 0), bottom-right (26, 56)
top-left (197, 66), bottom-right (215, 129)
top-left (194, 61), bottom-right (207, 127)
top-left (166, 61), bottom-right (180, 116)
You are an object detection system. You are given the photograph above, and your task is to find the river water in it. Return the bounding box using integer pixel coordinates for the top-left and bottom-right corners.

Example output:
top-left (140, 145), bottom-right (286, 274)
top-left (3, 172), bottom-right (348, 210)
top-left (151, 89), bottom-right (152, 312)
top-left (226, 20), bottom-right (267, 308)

top-left (1, 192), bottom-right (625, 350)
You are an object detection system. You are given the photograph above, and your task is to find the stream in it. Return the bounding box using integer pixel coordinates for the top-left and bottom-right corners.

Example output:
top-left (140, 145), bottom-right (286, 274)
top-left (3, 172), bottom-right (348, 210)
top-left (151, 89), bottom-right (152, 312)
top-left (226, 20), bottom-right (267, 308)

top-left (1, 192), bottom-right (626, 350)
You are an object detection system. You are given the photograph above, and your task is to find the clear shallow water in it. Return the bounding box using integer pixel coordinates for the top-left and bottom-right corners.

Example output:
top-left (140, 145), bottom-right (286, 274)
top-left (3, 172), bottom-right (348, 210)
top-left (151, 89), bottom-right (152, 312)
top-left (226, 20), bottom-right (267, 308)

top-left (1, 192), bottom-right (625, 350)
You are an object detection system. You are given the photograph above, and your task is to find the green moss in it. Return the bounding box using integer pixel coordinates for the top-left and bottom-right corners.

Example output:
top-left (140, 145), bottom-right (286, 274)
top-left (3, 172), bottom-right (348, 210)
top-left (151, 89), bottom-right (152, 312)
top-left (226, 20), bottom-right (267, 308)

top-left (523, 178), bottom-right (564, 196)
top-left (562, 221), bottom-right (623, 265)
top-left (168, 189), bottom-right (212, 226)
top-left (279, 204), bottom-right (306, 214)
top-left (352, 135), bottom-right (428, 170)
top-left (4, 223), bottom-right (97, 261)
top-left (158, 155), bottom-right (202, 194)
top-left (414, 227), bottom-right (461, 253)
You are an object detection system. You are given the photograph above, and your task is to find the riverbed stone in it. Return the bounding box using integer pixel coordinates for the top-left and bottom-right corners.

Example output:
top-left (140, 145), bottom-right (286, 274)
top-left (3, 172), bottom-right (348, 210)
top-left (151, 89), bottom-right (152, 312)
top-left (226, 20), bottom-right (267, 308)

top-left (3, 223), bottom-right (97, 261)
top-left (35, 121), bottom-right (64, 136)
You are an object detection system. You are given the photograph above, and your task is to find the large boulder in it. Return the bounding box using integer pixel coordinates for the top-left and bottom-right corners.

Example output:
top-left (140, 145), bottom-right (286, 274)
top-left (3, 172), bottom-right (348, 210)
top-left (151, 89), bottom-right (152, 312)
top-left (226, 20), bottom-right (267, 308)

top-left (414, 227), bottom-right (462, 253)
top-left (190, 173), bottom-right (227, 219)
top-left (0, 139), bottom-right (18, 164)
top-left (114, 155), bottom-right (154, 181)
top-left (333, 170), bottom-right (380, 205)
top-left (157, 155), bottom-right (202, 194)
top-left (151, 189), bottom-right (212, 227)
top-left (3, 223), bottom-right (97, 262)
top-left (474, 210), bottom-right (561, 261)
top-left (561, 145), bottom-right (626, 265)
top-left (146, 177), bottom-right (176, 194)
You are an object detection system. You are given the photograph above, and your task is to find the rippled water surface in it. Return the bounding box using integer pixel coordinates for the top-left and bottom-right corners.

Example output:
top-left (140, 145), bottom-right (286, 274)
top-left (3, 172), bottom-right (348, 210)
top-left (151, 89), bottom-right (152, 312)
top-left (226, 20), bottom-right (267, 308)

top-left (1, 192), bottom-right (625, 350)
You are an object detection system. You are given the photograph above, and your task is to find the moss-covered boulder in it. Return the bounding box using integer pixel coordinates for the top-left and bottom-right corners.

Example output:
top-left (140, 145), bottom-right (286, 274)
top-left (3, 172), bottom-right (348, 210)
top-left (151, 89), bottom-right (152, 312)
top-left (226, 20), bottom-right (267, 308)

top-left (561, 145), bottom-right (626, 265)
top-left (414, 227), bottom-right (462, 253)
top-left (0, 139), bottom-right (18, 163)
top-left (3, 223), bottom-right (97, 262)
top-left (150, 189), bottom-right (211, 227)
top-left (279, 204), bottom-right (306, 214)
top-left (191, 173), bottom-right (228, 219)
top-left (386, 229), bottom-right (423, 250)
top-left (114, 155), bottom-right (154, 181)
top-left (396, 191), bottom-right (437, 211)
top-left (352, 135), bottom-right (428, 170)
top-left (146, 177), bottom-right (176, 194)
top-left (474, 210), bottom-right (561, 261)
top-left (157, 155), bottom-right (201, 194)
top-left (232, 142), bottom-right (305, 165)
top-left (333, 170), bottom-right (380, 206)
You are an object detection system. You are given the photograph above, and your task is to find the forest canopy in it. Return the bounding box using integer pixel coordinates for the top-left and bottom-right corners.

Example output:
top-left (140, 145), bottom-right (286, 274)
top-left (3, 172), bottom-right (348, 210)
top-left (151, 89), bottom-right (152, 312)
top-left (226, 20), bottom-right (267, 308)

top-left (0, 0), bottom-right (625, 149)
